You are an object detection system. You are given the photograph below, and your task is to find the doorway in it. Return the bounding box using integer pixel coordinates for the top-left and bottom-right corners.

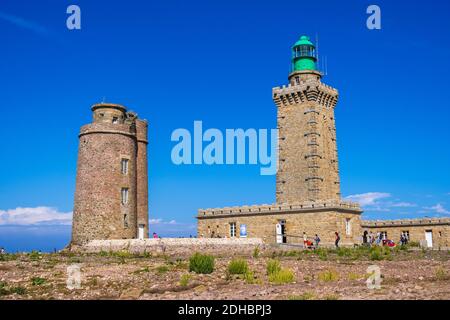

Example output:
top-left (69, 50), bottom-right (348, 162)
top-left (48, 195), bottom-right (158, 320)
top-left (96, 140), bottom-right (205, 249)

top-left (425, 230), bottom-right (433, 248)
top-left (138, 224), bottom-right (145, 240)
top-left (276, 220), bottom-right (287, 244)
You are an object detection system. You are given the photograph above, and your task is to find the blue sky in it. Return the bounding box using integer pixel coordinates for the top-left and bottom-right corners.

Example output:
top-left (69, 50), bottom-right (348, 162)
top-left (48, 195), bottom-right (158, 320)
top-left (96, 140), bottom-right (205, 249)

top-left (1, 0), bottom-right (449, 252)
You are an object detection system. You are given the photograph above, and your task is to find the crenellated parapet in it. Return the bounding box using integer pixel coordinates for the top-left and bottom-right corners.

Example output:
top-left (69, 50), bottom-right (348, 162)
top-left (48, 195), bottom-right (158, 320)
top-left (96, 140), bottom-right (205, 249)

top-left (198, 200), bottom-right (361, 218)
top-left (361, 218), bottom-right (450, 228)
top-left (272, 79), bottom-right (338, 109)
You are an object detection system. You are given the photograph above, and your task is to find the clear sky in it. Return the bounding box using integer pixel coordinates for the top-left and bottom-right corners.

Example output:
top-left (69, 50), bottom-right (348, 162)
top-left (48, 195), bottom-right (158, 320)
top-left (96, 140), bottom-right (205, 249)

top-left (1, 0), bottom-right (449, 252)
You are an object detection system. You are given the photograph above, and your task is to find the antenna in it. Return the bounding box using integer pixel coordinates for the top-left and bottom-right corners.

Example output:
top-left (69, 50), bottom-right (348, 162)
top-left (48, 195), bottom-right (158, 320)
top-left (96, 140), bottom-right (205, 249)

top-left (325, 56), bottom-right (328, 76)
top-left (102, 96), bottom-right (106, 103)
top-left (315, 33), bottom-right (319, 65)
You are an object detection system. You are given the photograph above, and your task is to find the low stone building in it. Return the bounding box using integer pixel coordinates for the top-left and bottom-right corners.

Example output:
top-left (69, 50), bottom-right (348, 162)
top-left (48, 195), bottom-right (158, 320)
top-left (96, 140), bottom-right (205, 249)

top-left (362, 218), bottom-right (450, 249)
top-left (198, 201), bottom-right (362, 246)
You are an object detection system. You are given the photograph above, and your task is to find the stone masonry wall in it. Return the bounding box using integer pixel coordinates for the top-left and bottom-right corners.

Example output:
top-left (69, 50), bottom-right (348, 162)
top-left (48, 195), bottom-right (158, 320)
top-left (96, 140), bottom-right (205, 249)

top-left (136, 119), bottom-right (149, 238)
top-left (75, 238), bottom-right (265, 257)
top-left (273, 70), bottom-right (340, 203)
top-left (362, 218), bottom-right (450, 248)
top-left (72, 104), bottom-right (145, 245)
top-left (198, 202), bottom-right (362, 246)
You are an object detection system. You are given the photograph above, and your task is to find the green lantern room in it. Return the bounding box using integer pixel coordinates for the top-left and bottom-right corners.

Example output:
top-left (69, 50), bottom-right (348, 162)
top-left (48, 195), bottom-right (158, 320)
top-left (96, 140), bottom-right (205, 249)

top-left (292, 35), bottom-right (317, 71)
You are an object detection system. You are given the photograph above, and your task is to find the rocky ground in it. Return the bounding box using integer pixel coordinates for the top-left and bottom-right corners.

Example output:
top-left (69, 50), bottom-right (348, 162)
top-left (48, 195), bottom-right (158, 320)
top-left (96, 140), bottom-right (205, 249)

top-left (0, 247), bottom-right (449, 300)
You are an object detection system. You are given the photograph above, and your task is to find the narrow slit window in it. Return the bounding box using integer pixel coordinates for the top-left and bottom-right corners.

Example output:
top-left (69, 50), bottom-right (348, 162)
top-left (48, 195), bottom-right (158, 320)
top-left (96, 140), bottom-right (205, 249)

top-left (121, 188), bottom-right (129, 205)
top-left (123, 214), bottom-right (129, 228)
top-left (121, 158), bottom-right (129, 175)
top-left (345, 218), bottom-right (351, 235)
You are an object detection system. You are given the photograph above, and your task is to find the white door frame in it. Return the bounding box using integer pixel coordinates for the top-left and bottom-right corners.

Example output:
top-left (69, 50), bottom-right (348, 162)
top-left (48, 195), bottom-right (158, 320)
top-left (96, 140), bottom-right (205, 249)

top-left (425, 230), bottom-right (433, 248)
top-left (138, 224), bottom-right (145, 240)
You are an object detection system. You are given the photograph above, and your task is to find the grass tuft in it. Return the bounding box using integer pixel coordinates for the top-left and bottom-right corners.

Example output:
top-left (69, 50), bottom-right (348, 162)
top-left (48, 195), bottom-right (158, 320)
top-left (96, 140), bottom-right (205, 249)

top-left (228, 259), bottom-right (249, 275)
top-left (189, 253), bottom-right (215, 274)
top-left (318, 269), bottom-right (340, 282)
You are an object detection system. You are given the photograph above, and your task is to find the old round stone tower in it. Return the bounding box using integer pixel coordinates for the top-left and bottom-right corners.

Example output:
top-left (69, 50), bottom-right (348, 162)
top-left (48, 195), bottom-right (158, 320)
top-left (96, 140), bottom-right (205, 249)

top-left (71, 103), bottom-right (149, 245)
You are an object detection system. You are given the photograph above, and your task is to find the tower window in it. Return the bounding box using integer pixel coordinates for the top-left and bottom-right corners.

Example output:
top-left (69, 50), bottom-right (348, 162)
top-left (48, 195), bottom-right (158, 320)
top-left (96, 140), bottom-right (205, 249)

top-left (121, 188), bottom-right (129, 205)
top-left (112, 117), bottom-right (119, 124)
top-left (121, 159), bottom-right (129, 175)
top-left (123, 214), bottom-right (129, 228)
top-left (345, 218), bottom-right (351, 235)
top-left (229, 222), bottom-right (236, 238)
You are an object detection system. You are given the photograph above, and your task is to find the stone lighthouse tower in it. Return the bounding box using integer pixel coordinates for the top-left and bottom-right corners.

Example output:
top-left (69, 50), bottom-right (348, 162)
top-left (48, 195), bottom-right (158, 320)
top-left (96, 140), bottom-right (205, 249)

top-left (274, 36), bottom-right (340, 204)
top-left (71, 103), bottom-right (149, 245)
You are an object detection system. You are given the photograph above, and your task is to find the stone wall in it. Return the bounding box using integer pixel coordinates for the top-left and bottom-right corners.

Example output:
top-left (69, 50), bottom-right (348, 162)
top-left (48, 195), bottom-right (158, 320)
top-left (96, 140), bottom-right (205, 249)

top-left (362, 218), bottom-right (450, 248)
top-left (135, 119), bottom-right (149, 238)
top-left (198, 201), bottom-right (362, 246)
top-left (74, 238), bottom-right (265, 257)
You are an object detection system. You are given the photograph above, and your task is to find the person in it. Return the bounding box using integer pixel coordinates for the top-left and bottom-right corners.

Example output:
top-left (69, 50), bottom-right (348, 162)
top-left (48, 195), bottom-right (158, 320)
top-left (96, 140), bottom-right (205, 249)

top-left (375, 232), bottom-right (381, 245)
top-left (379, 232), bottom-right (384, 245)
top-left (400, 233), bottom-right (405, 246)
top-left (152, 232), bottom-right (158, 239)
top-left (363, 230), bottom-right (368, 245)
top-left (369, 231), bottom-right (374, 246)
top-left (335, 232), bottom-right (340, 248)
top-left (303, 232), bottom-right (308, 248)
top-left (314, 234), bottom-right (320, 248)
top-left (0, 247), bottom-right (5, 254)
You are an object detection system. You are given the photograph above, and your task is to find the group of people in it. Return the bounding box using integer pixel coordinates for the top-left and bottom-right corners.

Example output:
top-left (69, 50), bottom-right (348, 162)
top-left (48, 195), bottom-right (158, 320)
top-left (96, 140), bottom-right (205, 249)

top-left (302, 231), bottom-right (341, 249)
top-left (362, 230), bottom-right (382, 246)
top-left (362, 230), bottom-right (409, 247)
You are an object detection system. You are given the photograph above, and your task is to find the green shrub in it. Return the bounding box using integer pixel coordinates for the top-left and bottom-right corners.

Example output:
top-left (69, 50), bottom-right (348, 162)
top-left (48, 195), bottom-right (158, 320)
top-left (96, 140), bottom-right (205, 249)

top-left (315, 248), bottom-right (328, 261)
top-left (189, 253), bottom-right (215, 274)
top-left (318, 269), bottom-right (340, 282)
top-left (10, 286), bottom-right (26, 295)
top-left (284, 250), bottom-right (300, 257)
top-left (269, 268), bottom-right (295, 284)
top-left (369, 246), bottom-right (391, 261)
top-left (29, 250), bottom-right (41, 261)
top-left (336, 247), bottom-right (353, 257)
top-left (252, 247), bottom-right (260, 258)
top-left (31, 277), bottom-right (46, 286)
top-left (179, 274), bottom-right (191, 287)
top-left (113, 250), bottom-right (133, 259)
top-left (244, 270), bottom-right (256, 284)
top-left (435, 267), bottom-right (449, 281)
top-left (0, 253), bottom-right (18, 261)
top-left (408, 241), bottom-right (420, 248)
top-left (266, 259), bottom-right (281, 276)
top-left (0, 281), bottom-right (8, 296)
top-left (228, 259), bottom-right (249, 275)
top-left (347, 272), bottom-right (363, 281)
top-left (156, 265), bottom-right (169, 274)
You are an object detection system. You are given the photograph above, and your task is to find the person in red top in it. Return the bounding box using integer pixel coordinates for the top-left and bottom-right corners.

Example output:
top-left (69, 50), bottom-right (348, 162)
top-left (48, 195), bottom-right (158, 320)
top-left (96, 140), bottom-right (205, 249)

top-left (152, 232), bottom-right (158, 239)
